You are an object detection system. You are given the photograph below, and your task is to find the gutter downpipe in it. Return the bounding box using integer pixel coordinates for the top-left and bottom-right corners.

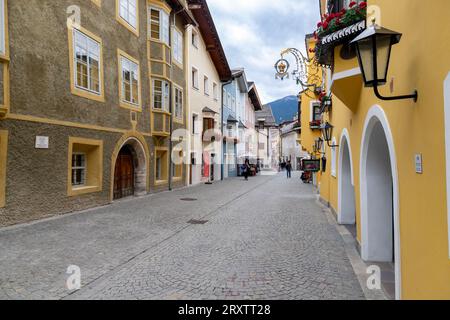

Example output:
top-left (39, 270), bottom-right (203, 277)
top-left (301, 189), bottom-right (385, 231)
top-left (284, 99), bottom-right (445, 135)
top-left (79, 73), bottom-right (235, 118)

top-left (221, 79), bottom-right (233, 181)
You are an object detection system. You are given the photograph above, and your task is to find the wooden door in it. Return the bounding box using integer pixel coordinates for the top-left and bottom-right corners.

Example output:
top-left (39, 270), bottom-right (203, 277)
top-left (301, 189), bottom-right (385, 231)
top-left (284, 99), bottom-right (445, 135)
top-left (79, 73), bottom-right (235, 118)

top-left (114, 148), bottom-right (135, 200)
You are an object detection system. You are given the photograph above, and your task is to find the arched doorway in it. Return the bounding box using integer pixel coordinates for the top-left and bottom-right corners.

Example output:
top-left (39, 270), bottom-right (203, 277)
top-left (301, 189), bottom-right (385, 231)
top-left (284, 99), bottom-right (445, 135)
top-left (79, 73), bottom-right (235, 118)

top-left (360, 106), bottom-right (401, 299)
top-left (113, 138), bottom-right (147, 200)
top-left (338, 129), bottom-right (356, 226)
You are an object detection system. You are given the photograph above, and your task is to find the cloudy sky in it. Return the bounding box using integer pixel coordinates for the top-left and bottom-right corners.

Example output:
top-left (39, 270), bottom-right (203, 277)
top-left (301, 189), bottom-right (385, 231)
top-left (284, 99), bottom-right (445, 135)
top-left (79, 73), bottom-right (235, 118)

top-left (208, 0), bottom-right (320, 104)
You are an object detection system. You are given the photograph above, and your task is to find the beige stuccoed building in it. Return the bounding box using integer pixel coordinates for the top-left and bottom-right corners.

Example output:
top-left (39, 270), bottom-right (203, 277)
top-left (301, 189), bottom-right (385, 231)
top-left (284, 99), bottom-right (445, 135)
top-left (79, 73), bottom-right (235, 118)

top-left (185, 0), bottom-right (231, 185)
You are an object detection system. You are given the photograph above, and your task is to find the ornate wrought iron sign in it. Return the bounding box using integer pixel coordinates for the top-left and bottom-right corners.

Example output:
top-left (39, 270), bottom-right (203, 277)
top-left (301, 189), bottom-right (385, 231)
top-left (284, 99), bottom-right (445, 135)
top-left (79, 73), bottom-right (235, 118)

top-left (274, 48), bottom-right (324, 97)
top-left (274, 59), bottom-right (290, 80)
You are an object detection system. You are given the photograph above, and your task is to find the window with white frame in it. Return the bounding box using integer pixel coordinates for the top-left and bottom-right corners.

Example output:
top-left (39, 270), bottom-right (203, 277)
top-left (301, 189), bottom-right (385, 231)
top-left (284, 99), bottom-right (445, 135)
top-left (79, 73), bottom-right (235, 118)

top-left (174, 87), bottom-right (183, 120)
top-left (311, 102), bottom-right (322, 122)
top-left (153, 79), bottom-right (170, 111)
top-left (73, 29), bottom-right (101, 95)
top-left (331, 137), bottom-right (337, 177)
top-left (0, 0), bottom-right (5, 55)
top-left (149, 7), bottom-right (169, 45)
top-left (192, 67), bottom-right (199, 89)
top-left (192, 30), bottom-right (199, 48)
top-left (120, 56), bottom-right (139, 106)
top-left (213, 83), bottom-right (218, 100)
top-left (172, 28), bottom-right (183, 65)
top-left (72, 153), bottom-right (86, 186)
top-left (204, 76), bottom-right (209, 95)
top-left (119, 0), bottom-right (137, 30)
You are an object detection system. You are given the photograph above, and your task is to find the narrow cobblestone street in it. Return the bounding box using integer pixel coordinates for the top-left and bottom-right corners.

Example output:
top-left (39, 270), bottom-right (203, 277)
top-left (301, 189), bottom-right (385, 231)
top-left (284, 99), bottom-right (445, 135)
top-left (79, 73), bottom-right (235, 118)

top-left (0, 172), bottom-right (365, 300)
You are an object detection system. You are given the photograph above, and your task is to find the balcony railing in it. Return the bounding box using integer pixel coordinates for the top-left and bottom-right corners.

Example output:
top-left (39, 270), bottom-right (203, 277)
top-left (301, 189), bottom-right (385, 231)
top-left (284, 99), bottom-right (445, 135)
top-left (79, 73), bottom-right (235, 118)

top-left (314, 2), bottom-right (367, 67)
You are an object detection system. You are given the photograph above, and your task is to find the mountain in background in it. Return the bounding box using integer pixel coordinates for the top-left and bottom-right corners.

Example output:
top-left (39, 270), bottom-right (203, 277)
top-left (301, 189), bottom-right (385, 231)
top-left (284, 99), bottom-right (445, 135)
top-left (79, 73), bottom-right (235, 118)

top-left (266, 95), bottom-right (299, 124)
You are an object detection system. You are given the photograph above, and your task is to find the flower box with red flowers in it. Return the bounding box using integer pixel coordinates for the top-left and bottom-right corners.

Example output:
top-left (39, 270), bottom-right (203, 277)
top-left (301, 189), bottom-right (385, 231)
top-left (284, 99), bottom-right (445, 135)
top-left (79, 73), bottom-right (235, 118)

top-left (314, 2), bottom-right (367, 67)
top-left (317, 2), bottom-right (367, 38)
top-left (309, 120), bottom-right (322, 129)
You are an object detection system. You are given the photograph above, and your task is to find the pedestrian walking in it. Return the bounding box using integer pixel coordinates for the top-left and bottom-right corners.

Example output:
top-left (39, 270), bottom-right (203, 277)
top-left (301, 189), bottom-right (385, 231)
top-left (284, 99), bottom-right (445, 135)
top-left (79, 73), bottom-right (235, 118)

top-left (242, 159), bottom-right (250, 181)
top-left (286, 160), bottom-right (292, 179)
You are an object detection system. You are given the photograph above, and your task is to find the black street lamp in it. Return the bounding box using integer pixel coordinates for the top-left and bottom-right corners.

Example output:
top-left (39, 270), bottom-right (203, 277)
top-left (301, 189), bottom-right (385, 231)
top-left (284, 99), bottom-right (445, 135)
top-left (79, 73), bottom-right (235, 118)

top-left (315, 138), bottom-right (324, 154)
top-left (351, 20), bottom-right (418, 102)
top-left (321, 122), bottom-right (339, 148)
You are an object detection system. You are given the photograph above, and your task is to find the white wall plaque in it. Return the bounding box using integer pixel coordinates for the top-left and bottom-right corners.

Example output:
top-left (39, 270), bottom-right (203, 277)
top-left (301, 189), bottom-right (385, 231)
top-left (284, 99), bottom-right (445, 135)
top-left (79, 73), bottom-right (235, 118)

top-left (415, 154), bottom-right (423, 174)
top-left (35, 136), bottom-right (49, 149)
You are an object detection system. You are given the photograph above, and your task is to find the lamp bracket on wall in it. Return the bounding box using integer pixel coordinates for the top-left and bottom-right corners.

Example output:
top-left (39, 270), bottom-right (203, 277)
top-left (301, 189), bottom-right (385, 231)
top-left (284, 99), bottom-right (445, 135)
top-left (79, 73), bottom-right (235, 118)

top-left (373, 83), bottom-right (418, 102)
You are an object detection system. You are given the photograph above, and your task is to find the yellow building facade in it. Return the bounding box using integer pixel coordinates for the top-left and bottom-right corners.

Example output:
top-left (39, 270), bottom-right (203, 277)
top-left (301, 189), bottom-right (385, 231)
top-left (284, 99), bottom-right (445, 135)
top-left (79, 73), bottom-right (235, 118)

top-left (303, 0), bottom-right (450, 299)
top-left (299, 35), bottom-right (325, 186)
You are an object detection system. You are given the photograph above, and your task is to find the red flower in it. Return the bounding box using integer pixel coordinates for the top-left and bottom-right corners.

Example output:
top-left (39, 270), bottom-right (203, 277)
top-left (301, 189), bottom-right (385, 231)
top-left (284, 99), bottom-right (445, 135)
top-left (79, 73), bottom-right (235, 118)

top-left (359, 2), bottom-right (367, 9)
top-left (349, 1), bottom-right (357, 7)
top-left (322, 21), bottom-right (329, 29)
top-left (317, 21), bottom-right (322, 28)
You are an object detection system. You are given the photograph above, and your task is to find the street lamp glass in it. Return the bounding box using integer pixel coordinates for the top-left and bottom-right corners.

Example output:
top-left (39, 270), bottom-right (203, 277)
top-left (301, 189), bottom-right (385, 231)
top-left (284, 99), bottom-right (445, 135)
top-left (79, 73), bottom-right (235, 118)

top-left (321, 122), bottom-right (333, 143)
top-left (316, 138), bottom-right (323, 151)
top-left (351, 24), bottom-right (402, 87)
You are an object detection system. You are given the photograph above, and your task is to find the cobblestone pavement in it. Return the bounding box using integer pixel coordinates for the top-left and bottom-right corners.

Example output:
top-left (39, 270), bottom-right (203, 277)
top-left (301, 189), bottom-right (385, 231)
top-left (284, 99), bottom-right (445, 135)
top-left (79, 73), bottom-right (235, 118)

top-left (0, 172), bottom-right (365, 300)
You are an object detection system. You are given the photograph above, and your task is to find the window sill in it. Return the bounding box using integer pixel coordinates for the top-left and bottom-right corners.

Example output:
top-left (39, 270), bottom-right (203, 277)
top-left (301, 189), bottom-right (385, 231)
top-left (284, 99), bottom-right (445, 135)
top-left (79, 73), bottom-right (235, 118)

top-left (68, 185), bottom-right (102, 197)
top-left (173, 118), bottom-right (184, 124)
top-left (150, 38), bottom-right (170, 48)
top-left (173, 60), bottom-right (183, 69)
top-left (152, 109), bottom-right (171, 115)
top-left (71, 86), bottom-right (105, 103)
top-left (154, 180), bottom-right (168, 186)
top-left (116, 16), bottom-right (139, 37)
top-left (120, 101), bottom-right (142, 112)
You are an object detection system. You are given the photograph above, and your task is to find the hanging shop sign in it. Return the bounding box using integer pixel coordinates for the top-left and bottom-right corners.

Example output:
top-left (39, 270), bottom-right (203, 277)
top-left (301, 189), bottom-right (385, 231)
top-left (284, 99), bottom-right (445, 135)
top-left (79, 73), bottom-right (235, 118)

top-left (302, 159), bottom-right (321, 173)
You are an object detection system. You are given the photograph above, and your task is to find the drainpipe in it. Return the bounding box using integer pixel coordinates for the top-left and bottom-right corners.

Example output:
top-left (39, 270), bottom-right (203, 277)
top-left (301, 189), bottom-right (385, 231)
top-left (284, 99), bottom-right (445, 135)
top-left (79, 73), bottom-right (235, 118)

top-left (169, 10), bottom-right (184, 192)
top-left (221, 80), bottom-right (233, 181)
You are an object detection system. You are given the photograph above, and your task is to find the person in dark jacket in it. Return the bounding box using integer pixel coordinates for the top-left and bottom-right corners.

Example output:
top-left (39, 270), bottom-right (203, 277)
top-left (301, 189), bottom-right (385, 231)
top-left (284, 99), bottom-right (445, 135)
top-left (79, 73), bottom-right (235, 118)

top-left (242, 159), bottom-right (250, 181)
top-left (286, 160), bottom-right (292, 179)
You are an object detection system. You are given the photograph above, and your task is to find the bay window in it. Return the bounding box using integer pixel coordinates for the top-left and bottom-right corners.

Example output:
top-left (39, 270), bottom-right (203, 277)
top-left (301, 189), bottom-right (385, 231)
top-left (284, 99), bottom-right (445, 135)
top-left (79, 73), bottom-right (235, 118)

top-left (150, 7), bottom-right (169, 45)
top-left (153, 79), bottom-right (170, 111)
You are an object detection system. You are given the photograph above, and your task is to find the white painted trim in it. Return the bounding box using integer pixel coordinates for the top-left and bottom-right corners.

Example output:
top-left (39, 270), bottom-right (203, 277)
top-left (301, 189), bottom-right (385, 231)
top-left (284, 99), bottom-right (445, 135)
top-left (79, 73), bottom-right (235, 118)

top-left (443, 72), bottom-right (450, 259)
top-left (359, 105), bottom-right (402, 300)
top-left (337, 128), bottom-right (355, 225)
top-left (332, 67), bottom-right (361, 83)
top-left (331, 67), bottom-right (361, 90)
top-left (339, 128), bottom-right (354, 185)
top-left (331, 137), bottom-right (337, 177)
